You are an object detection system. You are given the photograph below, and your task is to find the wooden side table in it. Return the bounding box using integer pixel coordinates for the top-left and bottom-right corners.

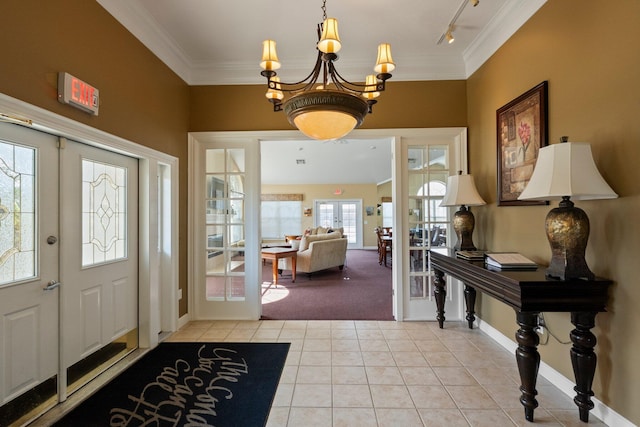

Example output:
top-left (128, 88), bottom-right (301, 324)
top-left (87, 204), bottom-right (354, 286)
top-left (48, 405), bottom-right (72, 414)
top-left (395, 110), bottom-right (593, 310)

top-left (261, 247), bottom-right (297, 286)
top-left (429, 248), bottom-right (611, 423)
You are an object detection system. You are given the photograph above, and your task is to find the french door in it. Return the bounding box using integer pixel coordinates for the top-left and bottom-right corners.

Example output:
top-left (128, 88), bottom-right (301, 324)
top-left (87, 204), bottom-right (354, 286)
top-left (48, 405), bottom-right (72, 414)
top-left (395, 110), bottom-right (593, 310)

top-left (190, 135), bottom-right (261, 320)
top-left (0, 122), bottom-right (139, 423)
top-left (398, 130), bottom-right (466, 321)
top-left (314, 199), bottom-right (362, 248)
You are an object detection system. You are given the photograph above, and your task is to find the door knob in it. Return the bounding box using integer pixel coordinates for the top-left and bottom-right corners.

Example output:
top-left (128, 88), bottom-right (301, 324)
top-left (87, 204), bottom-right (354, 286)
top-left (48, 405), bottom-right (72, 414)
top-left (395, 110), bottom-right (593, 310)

top-left (43, 280), bottom-right (61, 291)
top-left (47, 236), bottom-right (57, 245)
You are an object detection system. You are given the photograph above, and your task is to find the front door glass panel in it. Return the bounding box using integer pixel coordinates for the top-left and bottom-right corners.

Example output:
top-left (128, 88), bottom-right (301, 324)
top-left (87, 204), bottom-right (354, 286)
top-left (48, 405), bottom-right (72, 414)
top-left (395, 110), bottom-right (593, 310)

top-left (81, 159), bottom-right (128, 267)
top-left (0, 141), bottom-right (36, 285)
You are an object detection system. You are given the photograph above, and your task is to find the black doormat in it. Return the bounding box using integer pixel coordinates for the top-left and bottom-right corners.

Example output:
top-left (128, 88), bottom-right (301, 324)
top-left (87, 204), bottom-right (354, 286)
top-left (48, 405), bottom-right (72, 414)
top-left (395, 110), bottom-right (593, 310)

top-left (54, 342), bottom-right (290, 427)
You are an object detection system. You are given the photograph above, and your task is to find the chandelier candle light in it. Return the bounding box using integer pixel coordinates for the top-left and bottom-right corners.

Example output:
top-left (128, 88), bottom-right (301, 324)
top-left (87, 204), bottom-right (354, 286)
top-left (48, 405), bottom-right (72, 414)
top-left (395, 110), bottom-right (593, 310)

top-left (260, 0), bottom-right (395, 141)
top-left (440, 171), bottom-right (486, 251)
top-left (518, 137), bottom-right (618, 280)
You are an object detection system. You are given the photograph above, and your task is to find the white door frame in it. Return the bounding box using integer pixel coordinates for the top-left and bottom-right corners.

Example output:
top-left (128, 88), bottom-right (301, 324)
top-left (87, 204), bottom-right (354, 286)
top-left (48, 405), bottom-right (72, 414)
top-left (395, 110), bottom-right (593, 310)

top-left (0, 93), bottom-right (180, 350)
top-left (187, 129), bottom-right (467, 322)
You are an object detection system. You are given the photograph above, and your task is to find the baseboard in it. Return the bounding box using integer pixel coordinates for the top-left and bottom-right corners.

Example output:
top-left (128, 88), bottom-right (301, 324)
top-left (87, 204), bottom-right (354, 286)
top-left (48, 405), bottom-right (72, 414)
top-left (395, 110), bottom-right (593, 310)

top-left (476, 317), bottom-right (633, 427)
top-left (177, 313), bottom-right (190, 330)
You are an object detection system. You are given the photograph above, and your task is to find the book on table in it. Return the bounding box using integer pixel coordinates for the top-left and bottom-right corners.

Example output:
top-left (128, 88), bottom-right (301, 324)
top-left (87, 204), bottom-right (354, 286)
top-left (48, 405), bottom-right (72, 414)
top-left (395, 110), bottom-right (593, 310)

top-left (455, 250), bottom-right (486, 261)
top-left (485, 252), bottom-right (537, 270)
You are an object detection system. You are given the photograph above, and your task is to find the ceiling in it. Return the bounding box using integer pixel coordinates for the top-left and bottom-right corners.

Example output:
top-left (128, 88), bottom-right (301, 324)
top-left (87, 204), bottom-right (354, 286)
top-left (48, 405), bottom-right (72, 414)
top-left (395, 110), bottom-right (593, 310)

top-left (96, 0), bottom-right (545, 185)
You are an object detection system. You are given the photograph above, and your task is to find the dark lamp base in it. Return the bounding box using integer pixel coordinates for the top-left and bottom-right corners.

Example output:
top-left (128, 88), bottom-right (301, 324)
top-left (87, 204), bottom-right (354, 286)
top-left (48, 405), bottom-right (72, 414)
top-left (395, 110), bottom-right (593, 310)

top-left (545, 197), bottom-right (594, 280)
top-left (452, 206), bottom-right (477, 251)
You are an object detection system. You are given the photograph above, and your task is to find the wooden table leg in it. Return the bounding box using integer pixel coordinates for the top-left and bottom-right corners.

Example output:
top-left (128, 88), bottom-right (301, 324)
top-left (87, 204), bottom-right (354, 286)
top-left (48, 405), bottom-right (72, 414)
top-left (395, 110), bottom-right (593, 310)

top-left (433, 267), bottom-right (446, 328)
top-left (570, 311), bottom-right (598, 423)
top-left (515, 311), bottom-right (540, 422)
top-left (291, 255), bottom-right (296, 283)
top-left (271, 258), bottom-right (279, 286)
top-left (464, 284), bottom-right (476, 329)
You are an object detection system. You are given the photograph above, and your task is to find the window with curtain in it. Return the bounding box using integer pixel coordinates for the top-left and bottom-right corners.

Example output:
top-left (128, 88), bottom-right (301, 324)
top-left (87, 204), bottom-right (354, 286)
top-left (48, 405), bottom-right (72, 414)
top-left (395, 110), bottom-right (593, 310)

top-left (261, 201), bottom-right (302, 239)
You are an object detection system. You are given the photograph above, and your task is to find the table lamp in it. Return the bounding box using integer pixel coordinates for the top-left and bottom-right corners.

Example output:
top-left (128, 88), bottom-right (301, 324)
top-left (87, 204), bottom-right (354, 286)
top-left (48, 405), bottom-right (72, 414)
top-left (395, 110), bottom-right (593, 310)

top-left (518, 137), bottom-right (618, 280)
top-left (440, 171), bottom-right (486, 251)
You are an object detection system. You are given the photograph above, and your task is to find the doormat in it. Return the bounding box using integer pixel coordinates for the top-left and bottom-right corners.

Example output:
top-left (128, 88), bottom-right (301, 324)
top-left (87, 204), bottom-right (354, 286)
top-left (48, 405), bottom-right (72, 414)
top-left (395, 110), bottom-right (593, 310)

top-left (54, 342), bottom-right (290, 427)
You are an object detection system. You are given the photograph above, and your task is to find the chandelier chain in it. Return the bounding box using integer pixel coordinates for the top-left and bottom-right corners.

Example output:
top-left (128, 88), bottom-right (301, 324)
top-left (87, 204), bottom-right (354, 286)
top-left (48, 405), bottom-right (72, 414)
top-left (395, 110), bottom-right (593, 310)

top-left (321, 0), bottom-right (327, 21)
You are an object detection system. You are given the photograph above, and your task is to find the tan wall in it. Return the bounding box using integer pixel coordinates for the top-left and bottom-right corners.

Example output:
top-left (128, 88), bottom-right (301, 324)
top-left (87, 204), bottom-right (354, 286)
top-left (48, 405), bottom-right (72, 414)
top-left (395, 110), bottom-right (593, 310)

top-left (467, 1), bottom-right (640, 424)
top-left (262, 184), bottom-right (379, 248)
top-left (0, 1), bottom-right (191, 315)
top-left (189, 80), bottom-right (468, 131)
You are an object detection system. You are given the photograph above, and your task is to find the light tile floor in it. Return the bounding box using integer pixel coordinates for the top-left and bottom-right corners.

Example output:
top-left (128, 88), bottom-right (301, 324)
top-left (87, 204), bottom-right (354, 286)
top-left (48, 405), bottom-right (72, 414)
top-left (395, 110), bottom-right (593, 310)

top-left (166, 320), bottom-right (607, 427)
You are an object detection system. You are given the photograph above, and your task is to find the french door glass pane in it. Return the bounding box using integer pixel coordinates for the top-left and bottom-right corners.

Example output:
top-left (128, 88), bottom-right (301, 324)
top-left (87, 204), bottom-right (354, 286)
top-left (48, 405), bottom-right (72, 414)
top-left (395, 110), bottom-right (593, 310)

top-left (407, 145), bottom-right (450, 300)
top-left (205, 148), bottom-right (246, 300)
top-left (0, 141), bottom-right (36, 285)
top-left (317, 203), bottom-right (334, 228)
top-left (341, 203), bottom-right (356, 243)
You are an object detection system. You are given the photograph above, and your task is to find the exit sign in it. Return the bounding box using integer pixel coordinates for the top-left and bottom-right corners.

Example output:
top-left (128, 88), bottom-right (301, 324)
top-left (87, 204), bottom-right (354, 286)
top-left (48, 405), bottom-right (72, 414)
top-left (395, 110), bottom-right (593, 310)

top-left (58, 72), bottom-right (99, 116)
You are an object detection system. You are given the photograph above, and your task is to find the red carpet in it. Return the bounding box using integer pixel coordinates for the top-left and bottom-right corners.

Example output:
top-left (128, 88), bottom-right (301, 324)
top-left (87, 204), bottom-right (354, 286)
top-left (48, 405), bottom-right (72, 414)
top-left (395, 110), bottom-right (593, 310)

top-left (261, 249), bottom-right (394, 320)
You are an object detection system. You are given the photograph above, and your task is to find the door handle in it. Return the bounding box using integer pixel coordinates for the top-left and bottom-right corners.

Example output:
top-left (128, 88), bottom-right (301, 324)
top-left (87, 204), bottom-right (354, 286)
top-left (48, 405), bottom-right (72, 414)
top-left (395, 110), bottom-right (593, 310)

top-left (43, 280), bottom-right (61, 291)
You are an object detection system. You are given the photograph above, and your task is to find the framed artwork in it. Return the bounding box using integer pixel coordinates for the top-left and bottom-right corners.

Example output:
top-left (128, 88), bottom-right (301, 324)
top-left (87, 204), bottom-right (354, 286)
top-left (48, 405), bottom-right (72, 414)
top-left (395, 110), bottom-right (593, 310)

top-left (496, 81), bottom-right (549, 206)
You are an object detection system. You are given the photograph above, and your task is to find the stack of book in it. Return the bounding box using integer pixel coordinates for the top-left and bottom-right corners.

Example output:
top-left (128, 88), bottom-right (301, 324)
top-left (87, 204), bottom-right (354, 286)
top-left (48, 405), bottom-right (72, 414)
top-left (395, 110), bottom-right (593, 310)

top-left (485, 253), bottom-right (537, 270)
top-left (455, 250), bottom-right (486, 261)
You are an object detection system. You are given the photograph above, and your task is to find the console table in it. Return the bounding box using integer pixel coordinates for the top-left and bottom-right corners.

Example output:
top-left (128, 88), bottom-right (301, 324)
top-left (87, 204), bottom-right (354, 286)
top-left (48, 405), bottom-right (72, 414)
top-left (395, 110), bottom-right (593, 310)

top-left (429, 248), bottom-right (611, 423)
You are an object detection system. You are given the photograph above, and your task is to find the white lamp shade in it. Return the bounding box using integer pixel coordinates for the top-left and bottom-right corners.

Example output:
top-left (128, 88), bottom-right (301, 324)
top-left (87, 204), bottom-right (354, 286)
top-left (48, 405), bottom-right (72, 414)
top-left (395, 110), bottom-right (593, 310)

top-left (318, 18), bottom-right (342, 54)
top-left (440, 174), bottom-right (486, 207)
top-left (374, 43), bottom-right (395, 74)
top-left (260, 40), bottom-right (281, 71)
top-left (518, 142), bottom-right (618, 201)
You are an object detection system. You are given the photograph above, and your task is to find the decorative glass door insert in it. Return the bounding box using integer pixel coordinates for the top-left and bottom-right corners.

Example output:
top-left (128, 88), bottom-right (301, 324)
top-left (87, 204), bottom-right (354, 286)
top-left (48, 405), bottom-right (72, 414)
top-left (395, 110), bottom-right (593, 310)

top-left (81, 159), bottom-right (127, 267)
top-left (0, 141), bottom-right (36, 285)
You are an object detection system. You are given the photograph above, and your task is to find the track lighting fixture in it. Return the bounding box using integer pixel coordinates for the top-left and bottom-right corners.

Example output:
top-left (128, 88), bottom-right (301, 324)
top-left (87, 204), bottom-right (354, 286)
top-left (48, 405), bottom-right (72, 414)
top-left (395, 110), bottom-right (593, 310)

top-left (446, 28), bottom-right (455, 44)
top-left (437, 0), bottom-right (478, 45)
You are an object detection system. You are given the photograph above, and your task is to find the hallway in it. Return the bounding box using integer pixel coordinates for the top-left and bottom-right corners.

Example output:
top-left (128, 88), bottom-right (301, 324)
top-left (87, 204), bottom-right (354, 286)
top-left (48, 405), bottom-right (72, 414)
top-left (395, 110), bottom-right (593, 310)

top-left (166, 320), bottom-right (605, 427)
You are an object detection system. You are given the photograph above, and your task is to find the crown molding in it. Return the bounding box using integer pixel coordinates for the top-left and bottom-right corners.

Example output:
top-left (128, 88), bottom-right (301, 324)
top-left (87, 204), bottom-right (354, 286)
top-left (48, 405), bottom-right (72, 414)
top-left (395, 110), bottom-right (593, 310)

top-left (463, 0), bottom-right (547, 78)
top-left (96, 0), bottom-right (193, 83)
top-left (98, 0), bottom-right (547, 86)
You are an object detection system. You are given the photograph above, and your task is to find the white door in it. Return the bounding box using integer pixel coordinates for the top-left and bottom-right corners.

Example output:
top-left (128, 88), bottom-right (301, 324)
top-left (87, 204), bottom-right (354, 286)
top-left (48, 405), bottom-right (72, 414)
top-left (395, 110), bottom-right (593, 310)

top-left (191, 137), bottom-right (261, 320)
top-left (0, 122), bottom-right (59, 417)
top-left (59, 140), bottom-right (138, 384)
top-left (315, 199), bottom-right (362, 248)
top-left (400, 134), bottom-right (465, 321)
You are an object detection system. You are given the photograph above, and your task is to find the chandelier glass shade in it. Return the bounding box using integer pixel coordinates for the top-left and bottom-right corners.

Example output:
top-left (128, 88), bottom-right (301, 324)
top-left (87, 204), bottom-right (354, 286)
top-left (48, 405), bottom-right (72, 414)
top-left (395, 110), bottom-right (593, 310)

top-left (260, 2), bottom-right (394, 140)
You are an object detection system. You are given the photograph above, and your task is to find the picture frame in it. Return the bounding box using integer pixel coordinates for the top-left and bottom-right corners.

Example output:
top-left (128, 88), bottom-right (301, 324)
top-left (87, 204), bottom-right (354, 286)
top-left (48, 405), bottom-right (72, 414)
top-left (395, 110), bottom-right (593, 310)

top-left (496, 81), bottom-right (549, 206)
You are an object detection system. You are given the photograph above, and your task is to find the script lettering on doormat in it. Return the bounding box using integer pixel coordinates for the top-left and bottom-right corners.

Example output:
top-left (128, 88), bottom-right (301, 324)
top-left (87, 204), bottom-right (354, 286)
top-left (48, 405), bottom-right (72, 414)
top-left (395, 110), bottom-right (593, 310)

top-left (109, 345), bottom-right (249, 426)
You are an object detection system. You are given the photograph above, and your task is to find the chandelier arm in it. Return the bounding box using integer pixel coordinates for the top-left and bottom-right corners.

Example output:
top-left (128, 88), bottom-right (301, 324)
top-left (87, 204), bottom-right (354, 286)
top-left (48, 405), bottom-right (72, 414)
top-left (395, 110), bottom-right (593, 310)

top-left (330, 66), bottom-right (386, 95)
top-left (266, 51), bottom-right (324, 93)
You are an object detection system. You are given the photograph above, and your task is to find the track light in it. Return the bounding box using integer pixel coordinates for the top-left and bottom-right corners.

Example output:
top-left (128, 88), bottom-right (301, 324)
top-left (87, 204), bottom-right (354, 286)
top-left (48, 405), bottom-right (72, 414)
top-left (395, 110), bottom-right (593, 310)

top-left (438, 0), bottom-right (475, 45)
top-left (446, 28), bottom-right (455, 44)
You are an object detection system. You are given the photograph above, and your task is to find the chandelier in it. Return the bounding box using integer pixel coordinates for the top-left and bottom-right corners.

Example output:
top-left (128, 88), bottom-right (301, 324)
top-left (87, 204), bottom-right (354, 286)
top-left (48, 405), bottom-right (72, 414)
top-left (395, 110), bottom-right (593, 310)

top-left (259, 0), bottom-right (395, 140)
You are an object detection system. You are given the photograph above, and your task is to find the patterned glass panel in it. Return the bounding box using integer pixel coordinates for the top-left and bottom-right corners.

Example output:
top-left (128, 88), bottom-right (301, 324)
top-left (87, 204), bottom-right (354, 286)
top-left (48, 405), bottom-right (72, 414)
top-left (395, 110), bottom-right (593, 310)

top-left (82, 159), bottom-right (127, 267)
top-left (0, 141), bottom-right (36, 285)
